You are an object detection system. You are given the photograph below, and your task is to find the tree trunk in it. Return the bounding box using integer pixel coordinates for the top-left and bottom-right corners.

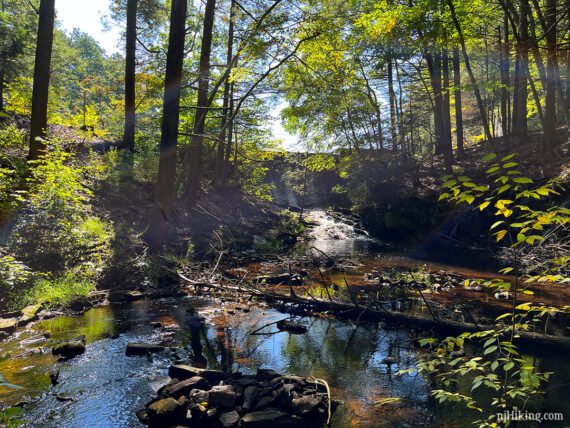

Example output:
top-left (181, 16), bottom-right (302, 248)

top-left (147, 0), bottom-right (187, 248)
top-left (28, 0), bottom-right (55, 160)
top-left (387, 58), bottom-right (397, 151)
top-left (123, 0), bottom-right (137, 151)
top-left (500, 13), bottom-right (511, 143)
top-left (441, 45), bottom-right (453, 170)
top-left (544, 0), bottom-right (557, 152)
top-left (223, 81), bottom-right (235, 181)
top-left (567, 0), bottom-right (570, 109)
top-left (213, 0), bottom-right (234, 186)
top-left (512, 0), bottom-right (529, 144)
top-left (184, 0), bottom-right (216, 204)
top-left (0, 50), bottom-right (5, 111)
top-left (447, 0), bottom-right (493, 145)
top-left (452, 46), bottom-right (464, 155)
top-left (425, 51), bottom-right (444, 156)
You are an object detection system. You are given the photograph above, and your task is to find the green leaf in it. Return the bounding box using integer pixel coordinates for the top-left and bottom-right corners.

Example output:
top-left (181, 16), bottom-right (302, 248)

top-left (482, 153), bottom-right (497, 162)
top-left (484, 345), bottom-right (498, 355)
top-left (503, 162), bottom-right (518, 168)
top-left (513, 177), bottom-right (534, 184)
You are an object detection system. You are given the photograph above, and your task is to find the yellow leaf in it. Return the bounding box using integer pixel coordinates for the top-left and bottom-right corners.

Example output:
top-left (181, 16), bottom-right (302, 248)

top-left (496, 230), bottom-right (507, 242)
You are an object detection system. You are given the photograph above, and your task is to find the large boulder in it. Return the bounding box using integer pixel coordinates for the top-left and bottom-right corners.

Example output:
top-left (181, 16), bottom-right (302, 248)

top-left (19, 304), bottom-right (42, 325)
top-left (52, 339), bottom-right (86, 359)
top-left (291, 395), bottom-right (323, 417)
top-left (219, 410), bottom-right (240, 428)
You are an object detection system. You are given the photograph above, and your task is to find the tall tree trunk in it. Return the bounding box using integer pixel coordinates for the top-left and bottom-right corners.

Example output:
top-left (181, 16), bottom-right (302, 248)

top-left (513, 0), bottom-right (529, 144)
top-left (223, 81), bottom-right (235, 181)
top-left (147, 0), bottom-right (187, 248)
top-left (452, 46), bottom-right (464, 155)
top-left (447, 0), bottom-right (493, 144)
top-left (441, 45), bottom-right (453, 170)
top-left (544, 0), bottom-right (557, 152)
top-left (567, 0), bottom-right (570, 109)
top-left (500, 13), bottom-right (511, 142)
top-left (213, 0), bottom-right (234, 186)
top-left (387, 58), bottom-right (397, 151)
top-left (425, 51), bottom-right (444, 156)
top-left (28, 0), bottom-right (55, 160)
top-left (184, 0), bottom-right (216, 204)
top-left (0, 50), bottom-right (5, 111)
top-left (123, 0), bottom-right (137, 151)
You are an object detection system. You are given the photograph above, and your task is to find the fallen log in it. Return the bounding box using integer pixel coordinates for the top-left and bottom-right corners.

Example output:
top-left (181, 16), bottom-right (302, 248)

top-left (261, 292), bottom-right (570, 353)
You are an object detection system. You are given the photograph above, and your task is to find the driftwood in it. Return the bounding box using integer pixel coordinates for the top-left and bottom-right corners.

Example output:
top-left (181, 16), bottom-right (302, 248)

top-left (261, 292), bottom-right (570, 353)
top-left (177, 274), bottom-right (570, 352)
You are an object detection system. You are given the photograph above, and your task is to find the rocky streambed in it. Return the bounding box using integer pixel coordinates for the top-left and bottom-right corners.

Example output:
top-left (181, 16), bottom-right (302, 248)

top-left (137, 365), bottom-right (334, 427)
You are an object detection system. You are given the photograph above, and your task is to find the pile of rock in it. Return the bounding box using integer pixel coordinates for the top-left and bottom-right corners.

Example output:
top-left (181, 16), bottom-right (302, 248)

top-left (136, 365), bottom-right (335, 427)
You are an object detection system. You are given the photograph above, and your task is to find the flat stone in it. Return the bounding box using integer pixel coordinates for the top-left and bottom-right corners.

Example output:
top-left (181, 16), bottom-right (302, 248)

top-left (254, 393), bottom-right (276, 409)
top-left (168, 364), bottom-right (200, 380)
top-left (0, 318), bottom-right (18, 334)
top-left (237, 376), bottom-right (259, 387)
top-left (219, 410), bottom-right (240, 427)
top-left (0, 310), bottom-right (21, 319)
top-left (209, 385), bottom-right (237, 408)
top-left (240, 409), bottom-right (306, 427)
top-left (52, 339), bottom-right (86, 359)
top-left (198, 369), bottom-right (227, 384)
top-left (188, 388), bottom-right (209, 403)
top-left (19, 304), bottom-right (42, 324)
top-left (161, 376), bottom-right (211, 399)
top-left (125, 343), bottom-right (164, 356)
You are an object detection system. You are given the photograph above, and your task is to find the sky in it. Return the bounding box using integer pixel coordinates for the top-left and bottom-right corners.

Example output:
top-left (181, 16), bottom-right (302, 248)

top-left (55, 0), bottom-right (299, 150)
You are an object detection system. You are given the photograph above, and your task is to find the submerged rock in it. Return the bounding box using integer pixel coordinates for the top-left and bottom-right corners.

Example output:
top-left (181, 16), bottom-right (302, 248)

top-left (254, 273), bottom-right (304, 286)
top-left (125, 343), bottom-right (164, 356)
top-left (108, 290), bottom-right (144, 303)
top-left (52, 339), bottom-right (86, 359)
top-left (276, 320), bottom-right (307, 334)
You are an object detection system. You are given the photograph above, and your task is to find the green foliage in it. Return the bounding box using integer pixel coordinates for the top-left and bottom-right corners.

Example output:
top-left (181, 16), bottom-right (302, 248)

top-left (416, 154), bottom-right (570, 426)
top-left (24, 269), bottom-right (94, 308)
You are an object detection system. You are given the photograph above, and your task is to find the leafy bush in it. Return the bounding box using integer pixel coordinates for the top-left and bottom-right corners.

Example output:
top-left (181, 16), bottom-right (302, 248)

top-left (24, 269), bottom-right (94, 308)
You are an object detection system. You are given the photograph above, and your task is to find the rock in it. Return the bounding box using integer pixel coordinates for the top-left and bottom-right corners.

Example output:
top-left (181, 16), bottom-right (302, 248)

top-left (161, 376), bottom-right (211, 399)
top-left (151, 321), bottom-right (163, 329)
top-left (108, 290), bottom-right (144, 303)
top-left (237, 376), bottom-right (259, 388)
top-left (19, 304), bottom-right (42, 325)
top-left (188, 388), bottom-right (209, 403)
top-left (68, 298), bottom-right (93, 313)
top-left (243, 385), bottom-right (260, 410)
top-left (135, 408), bottom-right (149, 424)
top-left (276, 320), bottom-right (307, 334)
top-left (256, 368), bottom-right (281, 381)
top-left (0, 332), bottom-right (8, 341)
top-left (168, 364), bottom-right (200, 380)
top-left (49, 368), bottom-right (60, 385)
top-left (52, 339), bottom-right (86, 359)
top-left (291, 395), bottom-right (322, 416)
top-left (254, 393), bottom-right (276, 409)
top-left (197, 369), bottom-right (228, 384)
top-left (1, 310), bottom-right (21, 319)
top-left (209, 384), bottom-right (237, 408)
top-left (0, 318), bottom-right (18, 334)
top-left (125, 343), bottom-right (164, 356)
top-left (147, 397), bottom-right (187, 426)
top-left (219, 410), bottom-right (240, 427)
top-left (240, 409), bottom-right (305, 427)
top-left (381, 356), bottom-right (398, 366)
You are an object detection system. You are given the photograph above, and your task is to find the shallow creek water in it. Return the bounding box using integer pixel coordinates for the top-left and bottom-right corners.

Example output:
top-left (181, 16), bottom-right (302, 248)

top-left (1, 210), bottom-right (569, 427)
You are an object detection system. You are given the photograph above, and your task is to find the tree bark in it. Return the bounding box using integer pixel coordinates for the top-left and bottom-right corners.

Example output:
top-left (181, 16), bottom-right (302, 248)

top-left (500, 13), bottom-right (511, 142)
top-left (387, 57), bottom-right (397, 151)
top-left (28, 0), bottom-right (55, 160)
top-left (123, 0), bottom-right (137, 151)
top-left (0, 50), bottom-right (5, 111)
top-left (447, 0), bottom-right (493, 145)
top-left (544, 0), bottom-right (557, 152)
top-left (512, 0), bottom-right (529, 144)
top-left (184, 0), bottom-right (216, 204)
top-left (441, 45), bottom-right (453, 170)
top-left (452, 46), bottom-right (464, 155)
top-left (147, 0), bottom-right (187, 248)
top-left (425, 50), bottom-right (444, 156)
top-left (213, 0), bottom-right (234, 186)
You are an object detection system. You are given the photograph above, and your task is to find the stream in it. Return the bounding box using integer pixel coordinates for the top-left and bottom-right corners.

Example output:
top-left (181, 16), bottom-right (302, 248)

top-left (0, 210), bottom-right (569, 427)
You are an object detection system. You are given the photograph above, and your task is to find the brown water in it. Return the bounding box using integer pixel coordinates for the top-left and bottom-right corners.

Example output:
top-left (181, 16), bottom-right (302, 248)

top-left (1, 210), bottom-right (569, 427)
